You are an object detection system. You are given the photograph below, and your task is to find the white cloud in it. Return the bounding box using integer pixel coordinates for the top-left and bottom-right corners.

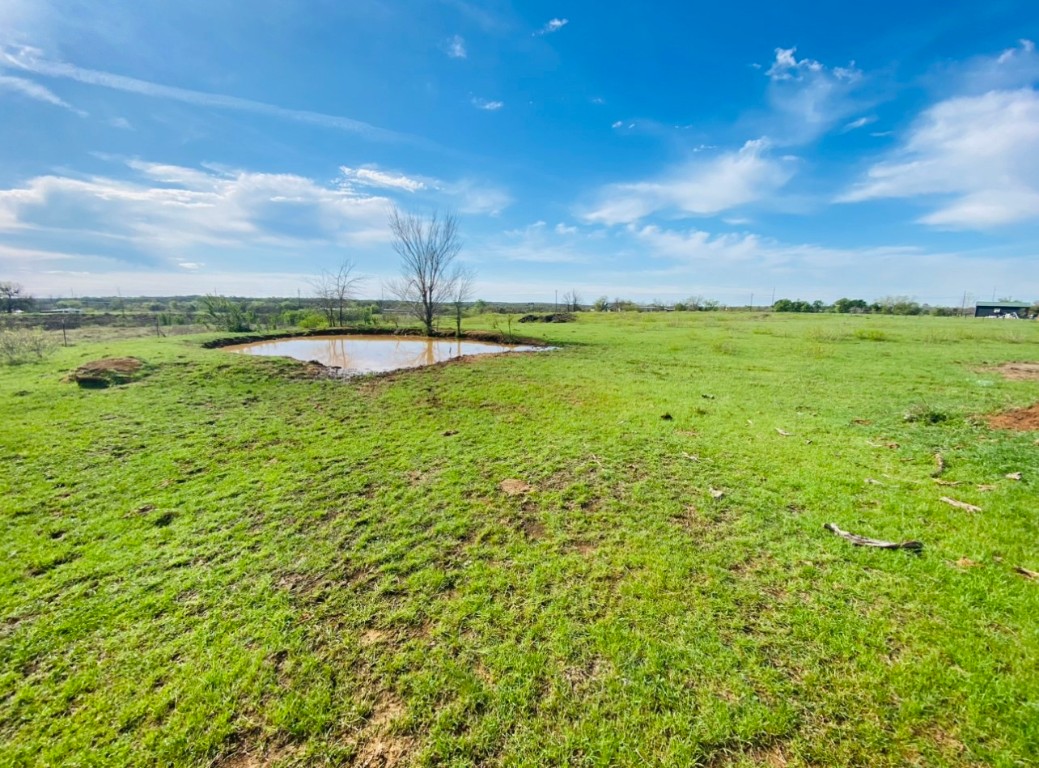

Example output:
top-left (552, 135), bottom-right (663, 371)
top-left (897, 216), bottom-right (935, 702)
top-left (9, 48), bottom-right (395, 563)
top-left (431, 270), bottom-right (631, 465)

top-left (472, 97), bottom-right (504, 110)
top-left (444, 35), bottom-right (467, 59)
top-left (340, 165), bottom-right (426, 192)
top-left (336, 164), bottom-right (509, 214)
top-left (839, 88), bottom-right (1039, 228)
top-left (611, 120), bottom-right (623, 128)
top-left (0, 73), bottom-right (83, 114)
top-left (108, 116), bottom-right (133, 129)
top-left (761, 46), bottom-right (866, 144)
top-left (555, 222), bottom-right (577, 235)
top-left (536, 18), bottom-right (568, 35)
top-left (177, 261), bottom-right (203, 270)
top-left (766, 47), bottom-right (825, 80)
top-left (584, 139), bottom-right (797, 224)
top-left (0, 44), bottom-right (420, 144)
top-left (0, 160), bottom-right (394, 256)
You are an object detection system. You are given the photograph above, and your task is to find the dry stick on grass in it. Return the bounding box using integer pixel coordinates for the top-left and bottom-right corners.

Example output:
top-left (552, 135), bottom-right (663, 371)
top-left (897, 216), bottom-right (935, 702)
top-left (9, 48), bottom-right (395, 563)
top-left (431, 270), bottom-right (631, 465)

top-left (1014, 566), bottom-right (1039, 581)
top-left (824, 523), bottom-right (924, 551)
top-left (931, 453), bottom-right (945, 478)
top-left (940, 496), bottom-right (982, 513)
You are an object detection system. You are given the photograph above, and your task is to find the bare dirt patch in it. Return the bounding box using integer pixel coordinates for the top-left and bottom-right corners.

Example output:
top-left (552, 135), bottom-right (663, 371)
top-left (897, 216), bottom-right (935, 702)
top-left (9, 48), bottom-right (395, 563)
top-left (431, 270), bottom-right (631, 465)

top-left (987, 362), bottom-right (1039, 381)
top-left (217, 745), bottom-right (290, 768)
top-left (986, 402), bottom-right (1039, 431)
top-left (352, 693), bottom-right (414, 768)
top-left (70, 357), bottom-right (144, 387)
top-left (499, 479), bottom-right (532, 496)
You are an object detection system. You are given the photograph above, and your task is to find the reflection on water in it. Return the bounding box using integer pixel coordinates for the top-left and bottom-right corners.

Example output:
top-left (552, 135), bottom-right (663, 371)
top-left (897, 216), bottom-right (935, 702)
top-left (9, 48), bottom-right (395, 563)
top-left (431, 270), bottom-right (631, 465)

top-left (224, 335), bottom-right (541, 374)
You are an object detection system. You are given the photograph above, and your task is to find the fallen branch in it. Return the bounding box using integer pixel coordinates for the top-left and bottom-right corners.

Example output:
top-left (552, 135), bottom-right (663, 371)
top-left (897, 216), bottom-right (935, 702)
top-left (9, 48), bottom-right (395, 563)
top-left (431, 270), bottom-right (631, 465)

top-left (824, 523), bottom-right (923, 551)
top-left (940, 496), bottom-right (981, 513)
top-left (1014, 566), bottom-right (1038, 581)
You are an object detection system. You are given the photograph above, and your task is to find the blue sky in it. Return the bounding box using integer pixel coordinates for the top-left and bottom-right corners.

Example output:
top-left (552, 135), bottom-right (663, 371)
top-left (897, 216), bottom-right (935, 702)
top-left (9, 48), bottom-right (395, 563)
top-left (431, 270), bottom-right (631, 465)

top-left (1, 0), bottom-right (1038, 304)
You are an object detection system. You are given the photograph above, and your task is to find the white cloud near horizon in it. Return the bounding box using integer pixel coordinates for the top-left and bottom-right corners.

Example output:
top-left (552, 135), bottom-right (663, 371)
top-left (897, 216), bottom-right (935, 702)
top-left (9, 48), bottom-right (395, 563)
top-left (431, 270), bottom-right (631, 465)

top-left (0, 44), bottom-right (419, 144)
top-left (584, 139), bottom-right (797, 224)
top-left (0, 161), bottom-right (395, 260)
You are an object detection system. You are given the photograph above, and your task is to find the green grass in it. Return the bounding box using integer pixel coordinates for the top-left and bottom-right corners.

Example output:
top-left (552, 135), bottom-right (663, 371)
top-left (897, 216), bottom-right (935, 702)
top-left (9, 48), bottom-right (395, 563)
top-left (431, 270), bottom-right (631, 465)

top-left (1, 313), bottom-right (1037, 767)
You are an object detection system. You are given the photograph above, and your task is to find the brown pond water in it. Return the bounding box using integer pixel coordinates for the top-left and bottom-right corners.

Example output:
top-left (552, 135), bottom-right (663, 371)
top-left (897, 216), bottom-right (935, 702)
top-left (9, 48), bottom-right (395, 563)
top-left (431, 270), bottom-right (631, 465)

top-left (224, 335), bottom-right (544, 375)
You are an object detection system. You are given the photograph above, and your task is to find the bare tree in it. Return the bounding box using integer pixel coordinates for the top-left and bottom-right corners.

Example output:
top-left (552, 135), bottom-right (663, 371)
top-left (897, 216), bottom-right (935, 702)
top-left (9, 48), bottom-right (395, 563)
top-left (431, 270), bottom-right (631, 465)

top-left (311, 260), bottom-right (364, 326)
top-left (449, 266), bottom-right (476, 337)
top-left (0, 282), bottom-right (28, 313)
top-left (561, 289), bottom-right (581, 312)
top-left (385, 209), bottom-right (463, 335)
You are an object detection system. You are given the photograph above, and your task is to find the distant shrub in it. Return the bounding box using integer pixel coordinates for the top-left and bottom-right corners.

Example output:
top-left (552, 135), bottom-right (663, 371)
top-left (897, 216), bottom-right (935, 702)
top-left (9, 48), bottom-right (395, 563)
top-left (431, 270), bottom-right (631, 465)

top-left (200, 295), bottom-right (253, 332)
top-left (0, 328), bottom-right (55, 365)
top-left (297, 311), bottom-right (329, 330)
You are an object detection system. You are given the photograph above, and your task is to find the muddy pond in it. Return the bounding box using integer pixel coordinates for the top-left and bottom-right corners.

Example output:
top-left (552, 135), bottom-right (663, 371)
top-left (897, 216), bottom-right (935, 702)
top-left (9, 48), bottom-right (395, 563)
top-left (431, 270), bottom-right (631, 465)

top-left (224, 335), bottom-right (544, 375)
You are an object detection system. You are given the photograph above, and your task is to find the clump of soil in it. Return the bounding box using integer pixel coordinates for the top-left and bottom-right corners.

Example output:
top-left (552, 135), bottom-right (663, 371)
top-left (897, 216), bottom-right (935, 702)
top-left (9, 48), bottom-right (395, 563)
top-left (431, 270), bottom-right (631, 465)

top-left (70, 357), bottom-right (145, 388)
top-left (987, 403), bottom-right (1039, 431)
top-left (987, 363), bottom-right (1039, 381)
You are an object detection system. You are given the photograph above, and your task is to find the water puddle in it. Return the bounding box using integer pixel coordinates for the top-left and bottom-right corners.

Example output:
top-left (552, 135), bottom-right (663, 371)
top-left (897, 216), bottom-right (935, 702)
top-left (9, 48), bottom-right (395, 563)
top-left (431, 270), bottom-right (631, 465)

top-left (223, 335), bottom-right (544, 375)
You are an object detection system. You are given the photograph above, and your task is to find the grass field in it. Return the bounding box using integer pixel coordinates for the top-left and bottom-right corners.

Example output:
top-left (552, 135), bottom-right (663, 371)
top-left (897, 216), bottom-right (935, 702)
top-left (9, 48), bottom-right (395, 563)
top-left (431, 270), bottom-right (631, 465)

top-left (1, 312), bottom-right (1037, 767)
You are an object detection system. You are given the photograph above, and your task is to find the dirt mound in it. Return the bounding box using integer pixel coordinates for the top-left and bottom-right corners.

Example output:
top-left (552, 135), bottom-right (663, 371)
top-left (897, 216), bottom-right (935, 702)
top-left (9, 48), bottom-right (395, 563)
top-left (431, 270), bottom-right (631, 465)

top-left (71, 357), bottom-right (144, 388)
top-left (988, 363), bottom-right (1039, 381)
top-left (987, 402), bottom-right (1039, 431)
top-left (518, 313), bottom-right (575, 323)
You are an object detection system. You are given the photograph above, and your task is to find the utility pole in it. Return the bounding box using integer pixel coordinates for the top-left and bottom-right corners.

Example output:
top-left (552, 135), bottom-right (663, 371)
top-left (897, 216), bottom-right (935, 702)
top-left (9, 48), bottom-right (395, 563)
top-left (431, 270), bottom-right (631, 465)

top-left (960, 291), bottom-right (968, 319)
top-left (554, 290), bottom-right (558, 312)
top-left (750, 292), bottom-right (754, 311)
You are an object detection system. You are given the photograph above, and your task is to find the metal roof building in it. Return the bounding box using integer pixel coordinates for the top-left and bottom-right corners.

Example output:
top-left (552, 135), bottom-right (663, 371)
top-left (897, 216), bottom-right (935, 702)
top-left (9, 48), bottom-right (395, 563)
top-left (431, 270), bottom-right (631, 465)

top-left (974, 301), bottom-right (1032, 318)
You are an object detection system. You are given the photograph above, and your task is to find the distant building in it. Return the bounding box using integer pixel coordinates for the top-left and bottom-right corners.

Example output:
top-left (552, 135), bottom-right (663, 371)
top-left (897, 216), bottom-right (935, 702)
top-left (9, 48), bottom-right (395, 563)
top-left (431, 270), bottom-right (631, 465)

top-left (974, 301), bottom-right (1031, 319)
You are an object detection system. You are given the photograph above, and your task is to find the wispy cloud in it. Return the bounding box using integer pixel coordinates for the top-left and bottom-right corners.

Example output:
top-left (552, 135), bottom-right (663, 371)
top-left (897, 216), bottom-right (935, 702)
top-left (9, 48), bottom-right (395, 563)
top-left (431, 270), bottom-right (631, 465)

top-left (0, 44), bottom-right (422, 145)
top-left (842, 116), bottom-right (876, 132)
top-left (949, 38), bottom-right (1039, 94)
top-left (444, 34), bottom-right (467, 59)
top-left (838, 88), bottom-right (1039, 228)
top-left (760, 46), bottom-right (868, 144)
top-left (439, 178), bottom-right (511, 215)
top-left (839, 42), bottom-right (1039, 229)
top-left (536, 18), bottom-right (568, 35)
top-left (488, 220), bottom-right (590, 263)
top-left (340, 165), bottom-right (426, 192)
top-left (584, 139), bottom-right (797, 224)
top-left (0, 73), bottom-right (83, 114)
top-left (472, 97), bottom-right (504, 111)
